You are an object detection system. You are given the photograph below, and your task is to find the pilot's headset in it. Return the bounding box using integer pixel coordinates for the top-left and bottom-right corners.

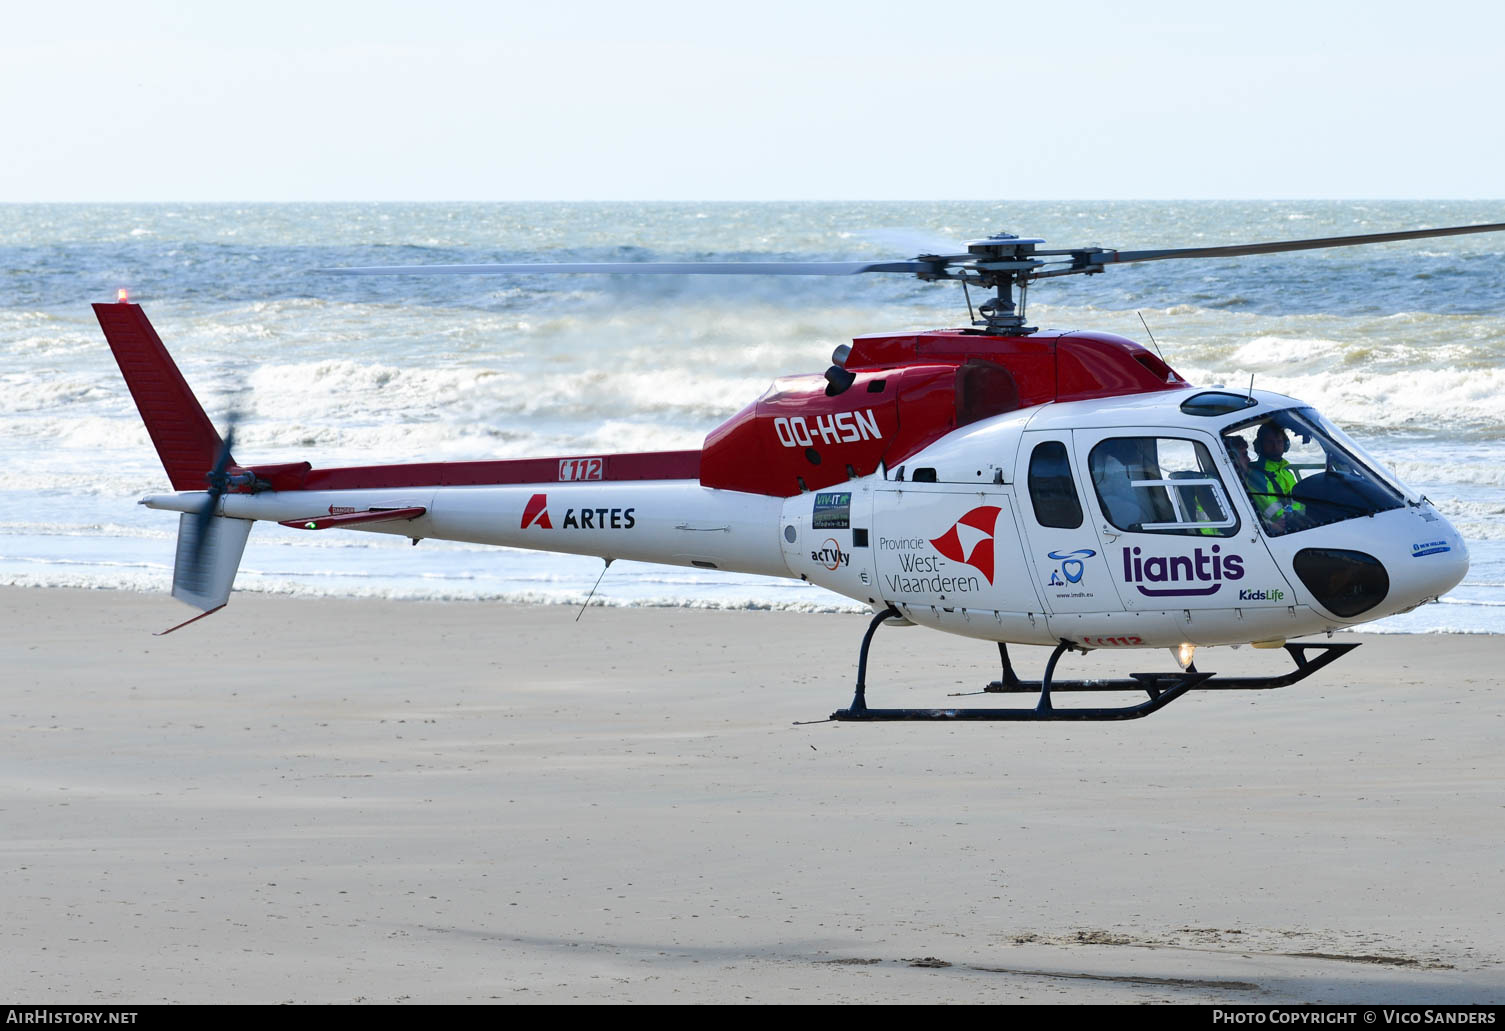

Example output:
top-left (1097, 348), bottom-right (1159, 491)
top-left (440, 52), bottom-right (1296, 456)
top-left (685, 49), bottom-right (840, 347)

top-left (1257, 422), bottom-right (1290, 454)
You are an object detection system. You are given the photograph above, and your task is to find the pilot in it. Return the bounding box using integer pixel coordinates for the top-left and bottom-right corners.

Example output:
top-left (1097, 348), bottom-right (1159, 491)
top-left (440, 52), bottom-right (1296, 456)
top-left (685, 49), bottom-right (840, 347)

top-left (1246, 422), bottom-right (1302, 530)
top-left (1224, 435), bottom-right (1251, 479)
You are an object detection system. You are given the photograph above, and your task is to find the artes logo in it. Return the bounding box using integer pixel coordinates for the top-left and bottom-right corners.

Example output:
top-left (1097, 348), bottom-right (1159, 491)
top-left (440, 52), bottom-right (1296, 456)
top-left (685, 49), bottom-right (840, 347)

top-left (930, 506), bottom-right (1002, 584)
top-left (520, 493), bottom-right (552, 529)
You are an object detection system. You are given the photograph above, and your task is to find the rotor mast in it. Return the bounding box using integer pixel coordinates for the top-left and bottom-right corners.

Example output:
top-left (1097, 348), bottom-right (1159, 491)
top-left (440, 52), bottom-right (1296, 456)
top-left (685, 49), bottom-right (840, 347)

top-left (918, 233), bottom-right (1058, 335)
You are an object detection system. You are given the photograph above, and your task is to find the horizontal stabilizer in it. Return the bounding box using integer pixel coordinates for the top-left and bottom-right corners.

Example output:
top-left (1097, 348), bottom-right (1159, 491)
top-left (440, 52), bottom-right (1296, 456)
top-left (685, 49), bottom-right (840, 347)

top-left (172, 513), bottom-right (253, 613)
top-left (279, 507), bottom-right (426, 530)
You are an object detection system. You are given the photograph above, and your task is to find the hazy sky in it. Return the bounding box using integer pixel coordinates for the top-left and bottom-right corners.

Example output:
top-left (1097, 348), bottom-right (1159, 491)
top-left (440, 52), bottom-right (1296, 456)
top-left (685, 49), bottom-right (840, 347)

top-left (5, 1), bottom-right (1502, 201)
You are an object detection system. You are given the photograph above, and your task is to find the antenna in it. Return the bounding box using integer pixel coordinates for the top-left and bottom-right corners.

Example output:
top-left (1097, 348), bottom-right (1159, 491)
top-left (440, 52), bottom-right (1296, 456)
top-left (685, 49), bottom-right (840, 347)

top-left (1247, 373), bottom-right (1255, 401)
top-left (1136, 311), bottom-right (1167, 363)
top-left (576, 558), bottom-right (613, 621)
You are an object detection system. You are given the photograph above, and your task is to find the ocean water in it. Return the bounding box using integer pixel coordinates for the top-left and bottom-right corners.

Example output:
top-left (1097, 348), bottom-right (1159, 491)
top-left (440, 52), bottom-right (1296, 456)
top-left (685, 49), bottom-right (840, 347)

top-left (2, 200), bottom-right (1502, 632)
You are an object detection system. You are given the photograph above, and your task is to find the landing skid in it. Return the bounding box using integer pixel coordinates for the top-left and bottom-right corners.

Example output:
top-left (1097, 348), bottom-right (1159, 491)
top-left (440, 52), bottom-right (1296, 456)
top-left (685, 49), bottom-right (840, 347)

top-left (829, 608), bottom-right (1359, 722)
top-left (984, 639), bottom-right (1360, 694)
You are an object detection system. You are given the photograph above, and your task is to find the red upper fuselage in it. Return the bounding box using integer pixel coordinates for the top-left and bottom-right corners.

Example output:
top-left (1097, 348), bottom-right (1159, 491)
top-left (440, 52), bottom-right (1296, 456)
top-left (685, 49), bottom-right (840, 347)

top-left (700, 329), bottom-right (1188, 497)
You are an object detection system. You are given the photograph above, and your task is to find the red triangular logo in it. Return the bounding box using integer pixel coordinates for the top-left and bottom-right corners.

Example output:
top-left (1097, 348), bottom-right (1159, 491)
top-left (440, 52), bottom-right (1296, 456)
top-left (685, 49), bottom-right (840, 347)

top-left (929, 506), bottom-right (1001, 584)
top-left (520, 493), bottom-right (552, 529)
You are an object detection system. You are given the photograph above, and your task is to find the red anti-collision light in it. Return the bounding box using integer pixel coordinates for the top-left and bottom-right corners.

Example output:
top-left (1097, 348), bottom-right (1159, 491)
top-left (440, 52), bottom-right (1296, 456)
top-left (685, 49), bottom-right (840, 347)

top-left (117, 288), bottom-right (129, 303)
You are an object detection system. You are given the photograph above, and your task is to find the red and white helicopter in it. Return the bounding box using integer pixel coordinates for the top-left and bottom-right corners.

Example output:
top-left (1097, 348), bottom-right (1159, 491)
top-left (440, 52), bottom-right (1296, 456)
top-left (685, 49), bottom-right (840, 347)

top-left (96, 222), bottom-right (1503, 721)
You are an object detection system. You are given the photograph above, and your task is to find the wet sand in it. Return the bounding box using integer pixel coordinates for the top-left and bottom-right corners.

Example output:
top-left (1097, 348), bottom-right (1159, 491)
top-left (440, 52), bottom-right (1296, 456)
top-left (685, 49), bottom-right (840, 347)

top-left (2, 586), bottom-right (1501, 1003)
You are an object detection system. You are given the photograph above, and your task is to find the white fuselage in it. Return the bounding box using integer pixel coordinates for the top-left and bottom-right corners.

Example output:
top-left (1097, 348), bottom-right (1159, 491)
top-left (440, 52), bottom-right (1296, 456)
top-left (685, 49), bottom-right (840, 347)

top-left (143, 389), bottom-right (1468, 650)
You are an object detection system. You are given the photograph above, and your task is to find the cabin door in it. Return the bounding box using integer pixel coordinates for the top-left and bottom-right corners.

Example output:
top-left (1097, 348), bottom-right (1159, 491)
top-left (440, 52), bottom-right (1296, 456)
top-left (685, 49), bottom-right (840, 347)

top-left (1072, 427), bottom-right (1293, 615)
top-left (1014, 432), bottom-right (1122, 616)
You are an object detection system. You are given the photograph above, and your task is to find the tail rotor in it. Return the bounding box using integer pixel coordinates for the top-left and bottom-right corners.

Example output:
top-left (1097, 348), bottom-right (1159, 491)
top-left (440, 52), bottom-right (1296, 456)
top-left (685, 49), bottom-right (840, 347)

top-left (187, 414), bottom-right (239, 576)
top-left (165, 409), bottom-right (257, 631)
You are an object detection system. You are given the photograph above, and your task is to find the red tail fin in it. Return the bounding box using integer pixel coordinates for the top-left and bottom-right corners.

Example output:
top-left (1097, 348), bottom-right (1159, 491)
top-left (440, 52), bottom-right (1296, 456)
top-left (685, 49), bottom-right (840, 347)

top-left (94, 302), bottom-right (229, 491)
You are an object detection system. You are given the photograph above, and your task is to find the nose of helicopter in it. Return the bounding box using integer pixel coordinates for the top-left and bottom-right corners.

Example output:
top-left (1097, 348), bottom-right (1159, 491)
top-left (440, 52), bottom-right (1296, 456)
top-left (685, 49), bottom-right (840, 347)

top-left (1388, 519), bottom-right (1470, 609)
top-left (1286, 508), bottom-right (1468, 622)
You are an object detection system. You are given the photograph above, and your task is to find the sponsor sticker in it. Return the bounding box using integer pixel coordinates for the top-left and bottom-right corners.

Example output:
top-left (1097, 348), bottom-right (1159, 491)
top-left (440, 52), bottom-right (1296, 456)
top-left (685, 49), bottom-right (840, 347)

top-left (520, 493), bottom-right (636, 530)
top-left (811, 538), bottom-right (850, 571)
top-left (520, 493), bottom-right (552, 529)
top-left (1411, 540), bottom-right (1451, 557)
top-left (1046, 548), bottom-right (1096, 587)
top-left (559, 457), bottom-right (604, 482)
top-left (875, 507), bottom-right (999, 597)
top-left (929, 506), bottom-right (1002, 584)
top-left (1120, 545), bottom-right (1245, 597)
top-left (812, 492), bottom-right (852, 530)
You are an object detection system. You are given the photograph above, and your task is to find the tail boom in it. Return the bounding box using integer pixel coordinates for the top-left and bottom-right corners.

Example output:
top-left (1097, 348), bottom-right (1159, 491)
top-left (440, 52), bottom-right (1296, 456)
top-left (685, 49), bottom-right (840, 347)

top-left (143, 480), bottom-right (790, 579)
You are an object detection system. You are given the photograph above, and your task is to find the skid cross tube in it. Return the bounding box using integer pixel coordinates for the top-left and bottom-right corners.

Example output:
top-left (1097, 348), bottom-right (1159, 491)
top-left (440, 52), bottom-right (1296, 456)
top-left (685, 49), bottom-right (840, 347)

top-left (830, 619), bottom-right (1358, 722)
top-left (982, 640), bottom-right (1359, 694)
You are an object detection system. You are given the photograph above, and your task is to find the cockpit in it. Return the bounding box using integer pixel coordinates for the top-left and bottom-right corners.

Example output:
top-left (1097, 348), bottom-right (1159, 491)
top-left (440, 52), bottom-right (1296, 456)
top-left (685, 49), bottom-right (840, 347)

top-left (1070, 396), bottom-right (1412, 544)
top-left (1221, 407), bottom-right (1406, 537)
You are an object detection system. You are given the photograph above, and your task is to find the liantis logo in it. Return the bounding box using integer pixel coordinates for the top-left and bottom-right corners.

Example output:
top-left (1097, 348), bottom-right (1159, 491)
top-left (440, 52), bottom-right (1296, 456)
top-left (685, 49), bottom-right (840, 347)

top-left (1121, 545), bottom-right (1245, 597)
top-left (930, 506), bottom-right (1002, 584)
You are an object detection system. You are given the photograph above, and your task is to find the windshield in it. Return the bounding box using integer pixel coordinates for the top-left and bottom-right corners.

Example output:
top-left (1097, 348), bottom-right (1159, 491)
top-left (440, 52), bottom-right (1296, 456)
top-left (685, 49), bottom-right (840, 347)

top-left (1222, 408), bottom-right (1405, 537)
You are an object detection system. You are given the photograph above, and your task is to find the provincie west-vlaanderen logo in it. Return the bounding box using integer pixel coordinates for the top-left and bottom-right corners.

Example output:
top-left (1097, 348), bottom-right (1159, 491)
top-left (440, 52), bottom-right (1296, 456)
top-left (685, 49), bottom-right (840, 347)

top-left (929, 506), bottom-right (1002, 584)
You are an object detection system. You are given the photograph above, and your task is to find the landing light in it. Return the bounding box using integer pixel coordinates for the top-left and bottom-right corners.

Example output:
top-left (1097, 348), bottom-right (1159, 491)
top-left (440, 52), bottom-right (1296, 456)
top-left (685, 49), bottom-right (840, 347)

top-left (1175, 642), bottom-right (1196, 670)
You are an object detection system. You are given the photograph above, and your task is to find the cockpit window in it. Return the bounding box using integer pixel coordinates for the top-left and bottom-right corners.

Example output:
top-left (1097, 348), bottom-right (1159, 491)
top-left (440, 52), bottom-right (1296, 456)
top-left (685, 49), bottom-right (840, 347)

top-left (1089, 437), bottom-right (1238, 536)
top-left (1223, 408), bottom-right (1405, 537)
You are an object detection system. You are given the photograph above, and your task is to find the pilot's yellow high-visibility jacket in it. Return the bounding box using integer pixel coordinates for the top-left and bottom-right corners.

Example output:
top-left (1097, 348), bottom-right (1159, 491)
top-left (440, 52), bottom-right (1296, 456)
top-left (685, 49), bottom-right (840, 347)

top-left (1246, 458), bottom-right (1302, 523)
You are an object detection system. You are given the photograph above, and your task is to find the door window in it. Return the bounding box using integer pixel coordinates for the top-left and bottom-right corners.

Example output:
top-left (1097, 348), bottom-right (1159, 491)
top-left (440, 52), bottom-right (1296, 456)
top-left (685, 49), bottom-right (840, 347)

top-left (1088, 437), bottom-right (1238, 536)
top-left (1026, 440), bottom-right (1083, 529)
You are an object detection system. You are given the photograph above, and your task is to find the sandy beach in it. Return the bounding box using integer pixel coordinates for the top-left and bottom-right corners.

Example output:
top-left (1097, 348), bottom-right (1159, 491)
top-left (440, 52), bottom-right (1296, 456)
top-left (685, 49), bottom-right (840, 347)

top-left (2, 585), bottom-right (1501, 1004)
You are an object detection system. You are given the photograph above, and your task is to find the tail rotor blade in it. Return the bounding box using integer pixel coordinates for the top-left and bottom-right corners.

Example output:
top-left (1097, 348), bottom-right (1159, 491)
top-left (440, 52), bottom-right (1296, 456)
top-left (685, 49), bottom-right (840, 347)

top-left (187, 418), bottom-right (238, 578)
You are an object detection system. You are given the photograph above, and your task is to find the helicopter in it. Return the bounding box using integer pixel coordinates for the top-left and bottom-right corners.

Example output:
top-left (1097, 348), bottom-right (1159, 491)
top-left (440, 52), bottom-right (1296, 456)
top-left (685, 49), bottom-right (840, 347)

top-left (94, 220), bottom-right (1504, 722)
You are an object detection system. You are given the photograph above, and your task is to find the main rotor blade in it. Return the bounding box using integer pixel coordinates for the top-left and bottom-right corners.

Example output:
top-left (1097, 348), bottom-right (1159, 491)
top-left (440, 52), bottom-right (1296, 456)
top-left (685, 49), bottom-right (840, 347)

top-left (1093, 221), bottom-right (1505, 265)
top-left (861, 227), bottom-right (970, 258)
top-left (319, 260), bottom-right (931, 276)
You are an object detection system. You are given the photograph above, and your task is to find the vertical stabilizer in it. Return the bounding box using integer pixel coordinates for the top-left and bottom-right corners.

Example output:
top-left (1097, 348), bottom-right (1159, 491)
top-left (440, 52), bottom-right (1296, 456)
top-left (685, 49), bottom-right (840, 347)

top-left (94, 302), bottom-right (228, 490)
top-left (171, 513), bottom-right (253, 612)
